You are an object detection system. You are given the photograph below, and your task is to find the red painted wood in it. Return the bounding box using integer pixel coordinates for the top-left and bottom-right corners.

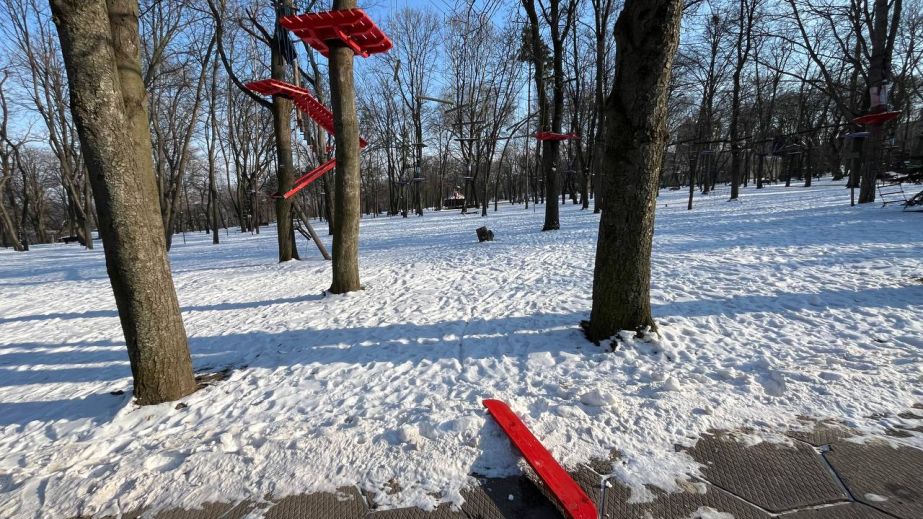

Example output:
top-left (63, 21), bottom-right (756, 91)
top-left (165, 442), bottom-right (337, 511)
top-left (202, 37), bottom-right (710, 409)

top-left (279, 158), bottom-right (337, 199)
top-left (245, 79), bottom-right (367, 148)
top-left (852, 111), bottom-right (901, 126)
top-left (483, 399), bottom-right (598, 519)
top-left (536, 131), bottom-right (580, 141)
top-left (280, 9), bottom-right (392, 58)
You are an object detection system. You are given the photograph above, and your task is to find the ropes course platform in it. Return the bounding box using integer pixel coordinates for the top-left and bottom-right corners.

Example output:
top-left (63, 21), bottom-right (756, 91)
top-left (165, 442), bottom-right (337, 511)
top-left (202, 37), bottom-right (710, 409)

top-left (280, 9), bottom-right (392, 58)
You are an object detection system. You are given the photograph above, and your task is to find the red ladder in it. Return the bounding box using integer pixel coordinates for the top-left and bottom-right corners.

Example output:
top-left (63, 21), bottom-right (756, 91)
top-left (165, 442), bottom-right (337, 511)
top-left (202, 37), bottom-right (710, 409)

top-left (245, 79), bottom-right (368, 199)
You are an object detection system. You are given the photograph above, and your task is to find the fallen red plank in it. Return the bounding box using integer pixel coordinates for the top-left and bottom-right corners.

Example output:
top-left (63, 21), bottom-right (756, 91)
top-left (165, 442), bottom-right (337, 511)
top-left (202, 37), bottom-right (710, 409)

top-left (483, 399), bottom-right (598, 519)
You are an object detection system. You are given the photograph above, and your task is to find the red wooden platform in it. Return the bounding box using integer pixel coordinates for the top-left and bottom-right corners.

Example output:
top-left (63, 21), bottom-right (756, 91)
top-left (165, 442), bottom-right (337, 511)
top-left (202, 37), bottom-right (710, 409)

top-left (536, 131), bottom-right (580, 141)
top-left (483, 399), bottom-right (598, 519)
top-left (852, 111), bottom-right (901, 126)
top-left (280, 9), bottom-right (392, 58)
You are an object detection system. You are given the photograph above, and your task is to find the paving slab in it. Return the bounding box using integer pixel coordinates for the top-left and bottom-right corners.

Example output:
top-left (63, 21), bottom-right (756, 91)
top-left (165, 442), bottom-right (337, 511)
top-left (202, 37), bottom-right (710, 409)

top-left (685, 431), bottom-right (847, 512)
top-left (367, 504), bottom-right (466, 518)
top-left (599, 478), bottom-right (771, 519)
top-left (786, 421), bottom-right (856, 447)
top-left (783, 502), bottom-right (894, 519)
top-left (460, 476), bottom-right (560, 519)
top-left (826, 439), bottom-right (923, 519)
top-left (525, 464), bottom-right (768, 519)
top-left (152, 502), bottom-right (234, 519)
top-left (264, 487), bottom-right (367, 519)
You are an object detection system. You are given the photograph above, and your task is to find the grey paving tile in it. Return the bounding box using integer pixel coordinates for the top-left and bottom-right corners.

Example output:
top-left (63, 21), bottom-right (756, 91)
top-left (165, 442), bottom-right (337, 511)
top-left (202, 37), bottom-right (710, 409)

top-left (366, 504), bottom-right (465, 518)
top-left (826, 439), bottom-right (923, 519)
top-left (461, 476), bottom-right (561, 519)
top-left (152, 502), bottom-right (234, 519)
top-left (786, 421), bottom-right (856, 447)
top-left (599, 478), bottom-right (771, 519)
top-left (264, 487), bottom-right (367, 519)
top-left (783, 502), bottom-right (894, 519)
top-left (685, 431), bottom-right (848, 512)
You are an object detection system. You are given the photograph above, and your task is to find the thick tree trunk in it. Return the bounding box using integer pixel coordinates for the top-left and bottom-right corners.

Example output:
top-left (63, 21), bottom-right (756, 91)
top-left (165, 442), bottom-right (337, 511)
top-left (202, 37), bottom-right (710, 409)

top-left (0, 178), bottom-right (24, 251)
top-left (586, 0), bottom-right (683, 341)
top-left (327, 0), bottom-right (361, 293)
top-left (54, 0), bottom-right (195, 405)
top-left (271, 6), bottom-right (297, 261)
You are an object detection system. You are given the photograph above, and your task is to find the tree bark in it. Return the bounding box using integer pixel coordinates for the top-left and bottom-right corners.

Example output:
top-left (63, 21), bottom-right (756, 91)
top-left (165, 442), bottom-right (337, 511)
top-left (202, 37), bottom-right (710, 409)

top-left (327, 0), bottom-right (361, 293)
top-left (0, 178), bottom-right (23, 251)
top-left (586, 0), bottom-right (683, 341)
top-left (271, 2), bottom-right (297, 261)
top-left (53, 0), bottom-right (195, 405)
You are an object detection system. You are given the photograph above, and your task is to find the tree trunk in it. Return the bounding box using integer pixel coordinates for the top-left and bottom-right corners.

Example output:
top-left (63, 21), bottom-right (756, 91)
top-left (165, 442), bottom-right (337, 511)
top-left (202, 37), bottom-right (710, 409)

top-left (0, 178), bottom-right (24, 251)
top-left (327, 0), bottom-right (361, 294)
top-left (586, 0), bottom-right (683, 341)
top-left (54, 0), bottom-right (195, 405)
top-left (271, 4), bottom-right (297, 261)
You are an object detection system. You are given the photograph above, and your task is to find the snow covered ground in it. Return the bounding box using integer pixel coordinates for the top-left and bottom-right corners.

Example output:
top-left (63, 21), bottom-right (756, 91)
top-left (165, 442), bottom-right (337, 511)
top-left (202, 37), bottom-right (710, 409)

top-left (1, 178), bottom-right (921, 518)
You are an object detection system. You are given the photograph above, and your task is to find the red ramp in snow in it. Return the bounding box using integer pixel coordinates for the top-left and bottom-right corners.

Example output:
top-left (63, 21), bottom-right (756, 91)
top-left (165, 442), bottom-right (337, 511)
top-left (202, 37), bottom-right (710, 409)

top-left (483, 399), bottom-right (598, 519)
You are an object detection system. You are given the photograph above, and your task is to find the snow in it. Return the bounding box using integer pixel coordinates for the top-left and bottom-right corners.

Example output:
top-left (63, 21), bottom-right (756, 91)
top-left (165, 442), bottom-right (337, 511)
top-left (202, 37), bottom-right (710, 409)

top-left (686, 506), bottom-right (735, 519)
top-left (1, 178), bottom-right (921, 518)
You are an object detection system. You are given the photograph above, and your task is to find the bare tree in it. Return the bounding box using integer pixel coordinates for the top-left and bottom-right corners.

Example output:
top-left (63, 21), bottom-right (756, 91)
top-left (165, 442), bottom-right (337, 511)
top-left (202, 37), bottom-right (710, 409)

top-left (327, 0), bottom-right (363, 293)
top-left (586, 0), bottom-right (684, 341)
top-left (0, 71), bottom-right (25, 251)
top-left (521, 0), bottom-right (579, 231)
top-left (51, 0), bottom-right (196, 404)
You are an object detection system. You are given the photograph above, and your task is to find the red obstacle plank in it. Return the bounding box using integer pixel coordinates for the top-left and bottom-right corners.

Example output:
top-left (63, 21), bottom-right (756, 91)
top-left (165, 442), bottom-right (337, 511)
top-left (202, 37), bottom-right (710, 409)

top-left (245, 79), bottom-right (367, 148)
top-left (483, 399), bottom-right (598, 519)
top-left (852, 111), bottom-right (901, 126)
top-left (281, 9), bottom-right (392, 58)
top-left (536, 131), bottom-right (580, 141)
top-left (278, 158), bottom-right (337, 199)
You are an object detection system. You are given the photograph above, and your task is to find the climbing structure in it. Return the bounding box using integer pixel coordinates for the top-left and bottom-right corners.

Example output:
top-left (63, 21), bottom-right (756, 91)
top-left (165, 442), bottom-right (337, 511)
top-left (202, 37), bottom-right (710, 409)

top-left (852, 110), bottom-right (901, 127)
top-left (536, 131), bottom-right (580, 141)
top-left (280, 9), bottom-right (392, 58)
top-left (245, 8), bottom-right (390, 200)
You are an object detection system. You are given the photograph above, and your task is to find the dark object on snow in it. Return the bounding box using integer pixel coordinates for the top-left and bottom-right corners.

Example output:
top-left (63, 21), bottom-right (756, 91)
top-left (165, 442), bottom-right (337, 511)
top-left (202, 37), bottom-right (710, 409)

top-left (476, 226), bottom-right (494, 242)
top-left (60, 235), bottom-right (85, 245)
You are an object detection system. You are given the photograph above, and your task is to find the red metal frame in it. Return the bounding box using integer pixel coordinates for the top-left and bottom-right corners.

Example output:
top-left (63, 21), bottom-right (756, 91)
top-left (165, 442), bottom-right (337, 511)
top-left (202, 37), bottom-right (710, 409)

top-left (245, 79), bottom-right (367, 148)
top-left (852, 111), bottom-right (901, 126)
top-left (536, 131), bottom-right (580, 141)
top-left (281, 9), bottom-right (392, 58)
top-left (483, 399), bottom-right (598, 519)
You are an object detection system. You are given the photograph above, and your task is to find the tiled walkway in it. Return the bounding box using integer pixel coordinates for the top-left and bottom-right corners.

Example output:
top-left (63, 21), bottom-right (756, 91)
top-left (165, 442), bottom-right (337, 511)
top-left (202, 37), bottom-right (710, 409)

top-left (90, 407), bottom-right (923, 519)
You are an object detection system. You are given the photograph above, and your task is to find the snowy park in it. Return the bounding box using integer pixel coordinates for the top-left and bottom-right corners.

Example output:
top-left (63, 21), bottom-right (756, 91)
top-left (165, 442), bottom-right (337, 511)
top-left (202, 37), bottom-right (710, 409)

top-left (2, 179), bottom-right (922, 518)
top-left (2, 0), bottom-right (923, 517)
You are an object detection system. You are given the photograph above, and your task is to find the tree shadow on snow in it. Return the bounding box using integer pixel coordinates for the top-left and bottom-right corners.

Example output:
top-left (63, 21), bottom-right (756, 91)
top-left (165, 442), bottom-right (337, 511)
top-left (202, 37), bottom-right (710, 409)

top-left (0, 391), bottom-right (130, 427)
top-left (0, 293), bottom-right (326, 324)
top-left (652, 284), bottom-right (923, 318)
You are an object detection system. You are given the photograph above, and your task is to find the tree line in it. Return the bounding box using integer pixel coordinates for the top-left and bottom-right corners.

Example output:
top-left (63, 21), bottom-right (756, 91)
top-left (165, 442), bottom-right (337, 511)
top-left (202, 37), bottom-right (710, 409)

top-left (3, 0), bottom-right (919, 252)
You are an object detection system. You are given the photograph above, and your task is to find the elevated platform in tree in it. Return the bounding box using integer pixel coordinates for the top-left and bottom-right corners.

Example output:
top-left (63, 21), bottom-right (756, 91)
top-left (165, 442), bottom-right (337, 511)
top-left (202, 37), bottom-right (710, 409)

top-left (277, 158), bottom-right (338, 200)
top-left (244, 79), bottom-right (368, 148)
top-left (853, 111), bottom-right (901, 126)
top-left (280, 8), bottom-right (392, 58)
top-left (536, 131), bottom-right (580, 141)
